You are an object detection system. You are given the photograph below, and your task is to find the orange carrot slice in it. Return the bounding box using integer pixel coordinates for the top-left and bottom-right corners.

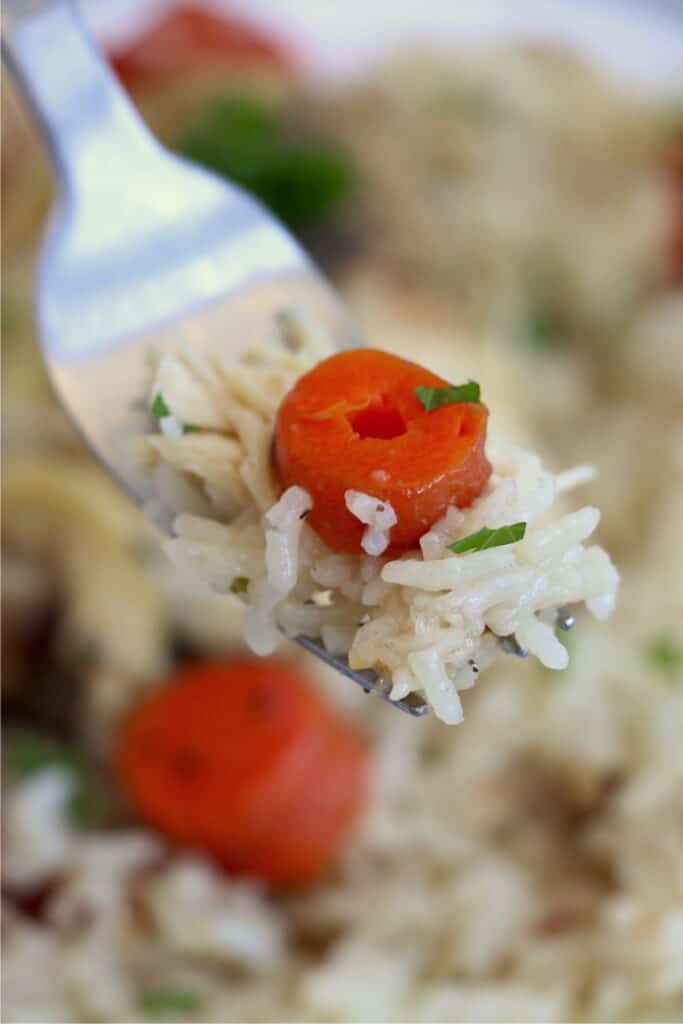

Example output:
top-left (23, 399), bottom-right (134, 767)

top-left (115, 658), bottom-right (368, 887)
top-left (108, 5), bottom-right (291, 90)
top-left (275, 349), bottom-right (491, 554)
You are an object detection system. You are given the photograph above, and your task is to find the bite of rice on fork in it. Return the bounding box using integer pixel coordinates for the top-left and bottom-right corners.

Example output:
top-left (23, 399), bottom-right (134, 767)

top-left (138, 313), bottom-right (619, 724)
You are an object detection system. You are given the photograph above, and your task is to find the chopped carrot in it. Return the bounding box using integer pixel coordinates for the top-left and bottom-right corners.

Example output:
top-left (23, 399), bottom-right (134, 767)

top-left (275, 349), bottom-right (491, 554)
top-left (115, 658), bottom-right (368, 887)
top-left (108, 5), bottom-right (291, 90)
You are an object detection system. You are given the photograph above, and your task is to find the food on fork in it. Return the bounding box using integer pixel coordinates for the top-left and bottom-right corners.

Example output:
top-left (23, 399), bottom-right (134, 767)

top-left (116, 658), bottom-right (368, 887)
top-left (275, 349), bottom-right (491, 554)
top-left (139, 314), bottom-right (619, 724)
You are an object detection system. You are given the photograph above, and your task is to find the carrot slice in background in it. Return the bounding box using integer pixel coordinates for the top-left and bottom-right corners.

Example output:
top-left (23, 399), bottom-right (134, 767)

top-left (109, 4), bottom-right (291, 90)
top-left (115, 658), bottom-right (368, 888)
top-left (275, 349), bottom-right (492, 555)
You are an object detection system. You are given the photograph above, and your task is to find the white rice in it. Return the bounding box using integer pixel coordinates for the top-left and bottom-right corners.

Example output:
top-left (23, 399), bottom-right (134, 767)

top-left (158, 414), bottom-right (185, 440)
top-left (141, 316), bottom-right (619, 724)
top-left (345, 490), bottom-right (398, 555)
top-left (265, 485), bottom-right (312, 593)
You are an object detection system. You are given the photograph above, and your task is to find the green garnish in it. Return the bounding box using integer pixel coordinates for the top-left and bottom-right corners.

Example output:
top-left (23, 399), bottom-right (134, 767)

top-left (176, 96), bottom-right (352, 232)
top-left (230, 576), bottom-right (249, 595)
top-left (6, 729), bottom-right (111, 828)
top-left (645, 634), bottom-right (683, 681)
top-left (140, 988), bottom-right (203, 1018)
top-left (9, 729), bottom-right (81, 781)
top-left (449, 522), bottom-right (527, 554)
top-left (518, 280), bottom-right (567, 354)
top-left (525, 301), bottom-right (564, 353)
top-left (152, 393), bottom-right (170, 419)
top-left (415, 381), bottom-right (481, 411)
top-left (153, 394), bottom-right (198, 434)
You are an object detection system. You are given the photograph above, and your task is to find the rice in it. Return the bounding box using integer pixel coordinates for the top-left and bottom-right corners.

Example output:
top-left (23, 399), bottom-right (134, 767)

top-left (345, 490), bottom-right (398, 556)
top-left (265, 485), bottom-right (312, 593)
top-left (4, 644), bottom-right (683, 1023)
top-left (142, 315), bottom-right (619, 724)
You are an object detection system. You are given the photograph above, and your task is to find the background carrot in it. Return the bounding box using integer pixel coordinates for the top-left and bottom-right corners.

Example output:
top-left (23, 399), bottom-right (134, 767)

top-left (275, 349), bottom-right (491, 554)
top-left (108, 4), bottom-right (291, 90)
top-left (115, 658), bottom-right (368, 887)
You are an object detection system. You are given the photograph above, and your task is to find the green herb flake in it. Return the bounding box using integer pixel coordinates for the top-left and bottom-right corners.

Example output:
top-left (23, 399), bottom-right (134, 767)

top-left (645, 634), bottom-right (683, 681)
top-left (6, 729), bottom-right (111, 828)
top-left (151, 393), bottom-right (170, 419)
top-left (230, 576), bottom-right (249, 595)
top-left (518, 280), bottom-right (567, 355)
top-left (525, 302), bottom-right (564, 353)
top-left (176, 95), bottom-right (352, 233)
top-left (449, 522), bottom-right (527, 555)
top-left (9, 730), bottom-right (81, 781)
top-left (140, 988), bottom-right (203, 1018)
top-left (415, 381), bottom-right (481, 411)
top-left (182, 423), bottom-right (199, 435)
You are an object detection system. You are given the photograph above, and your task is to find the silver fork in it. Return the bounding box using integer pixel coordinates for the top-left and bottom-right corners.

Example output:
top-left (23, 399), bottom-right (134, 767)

top-left (3, 0), bottom-right (433, 714)
top-left (3, 1), bottom-right (563, 719)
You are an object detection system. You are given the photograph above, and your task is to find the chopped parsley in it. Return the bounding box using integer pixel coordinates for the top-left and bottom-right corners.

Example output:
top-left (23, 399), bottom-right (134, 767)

top-left (151, 393), bottom-right (170, 419)
top-left (176, 95), bottom-right (352, 233)
top-left (140, 988), bottom-right (203, 1018)
top-left (645, 634), bottom-right (683, 681)
top-left (518, 279), bottom-right (567, 354)
top-left (6, 729), bottom-right (111, 827)
top-left (152, 394), bottom-right (199, 435)
top-left (230, 576), bottom-right (249, 595)
top-left (525, 300), bottom-right (565, 353)
top-left (8, 729), bottom-right (81, 781)
top-left (449, 522), bottom-right (526, 554)
top-left (415, 381), bottom-right (481, 411)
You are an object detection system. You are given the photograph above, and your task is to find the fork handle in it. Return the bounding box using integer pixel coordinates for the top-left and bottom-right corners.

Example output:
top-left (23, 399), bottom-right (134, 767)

top-left (2, 0), bottom-right (156, 198)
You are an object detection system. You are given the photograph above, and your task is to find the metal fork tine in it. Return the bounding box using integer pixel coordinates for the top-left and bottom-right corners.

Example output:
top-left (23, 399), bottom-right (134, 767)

top-left (556, 606), bottom-right (576, 632)
top-left (294, 635), bottom-right (430, 717)
top-left (295, 612), bottom-right (570, 717)
top-left (498, 635), bottom-right (529, 658)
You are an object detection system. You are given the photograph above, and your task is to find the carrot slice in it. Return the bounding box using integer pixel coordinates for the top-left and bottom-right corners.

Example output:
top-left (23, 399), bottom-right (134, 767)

top-left (115, 658), bottom-right (368, 887)
top-left (108, 5), bottom-right (290, 90)
top-left (274, 349), bottom-right (492, 554)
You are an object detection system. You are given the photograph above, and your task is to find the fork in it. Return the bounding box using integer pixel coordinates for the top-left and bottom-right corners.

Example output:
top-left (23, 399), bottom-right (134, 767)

top-left (3, 1), bottom-right (561, 719)
top-left (3, 0), bottom-right (437, 714)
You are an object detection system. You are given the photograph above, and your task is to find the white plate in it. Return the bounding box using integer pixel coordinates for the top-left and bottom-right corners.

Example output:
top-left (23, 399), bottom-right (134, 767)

top-left (88, 0), bottom-right (683, 94)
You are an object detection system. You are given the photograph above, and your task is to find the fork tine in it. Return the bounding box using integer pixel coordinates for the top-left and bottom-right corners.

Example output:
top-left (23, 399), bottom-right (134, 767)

top-left (296, 610), bottom-right (577, 718)
top-left (556, 606), bottom-right (576, 631)
top-left (294, 635), bottom-right (430, 717)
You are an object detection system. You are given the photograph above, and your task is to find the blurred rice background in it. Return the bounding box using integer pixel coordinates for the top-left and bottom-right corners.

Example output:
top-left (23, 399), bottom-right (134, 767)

top-left (2, 2), bottom-right (683, 1021)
